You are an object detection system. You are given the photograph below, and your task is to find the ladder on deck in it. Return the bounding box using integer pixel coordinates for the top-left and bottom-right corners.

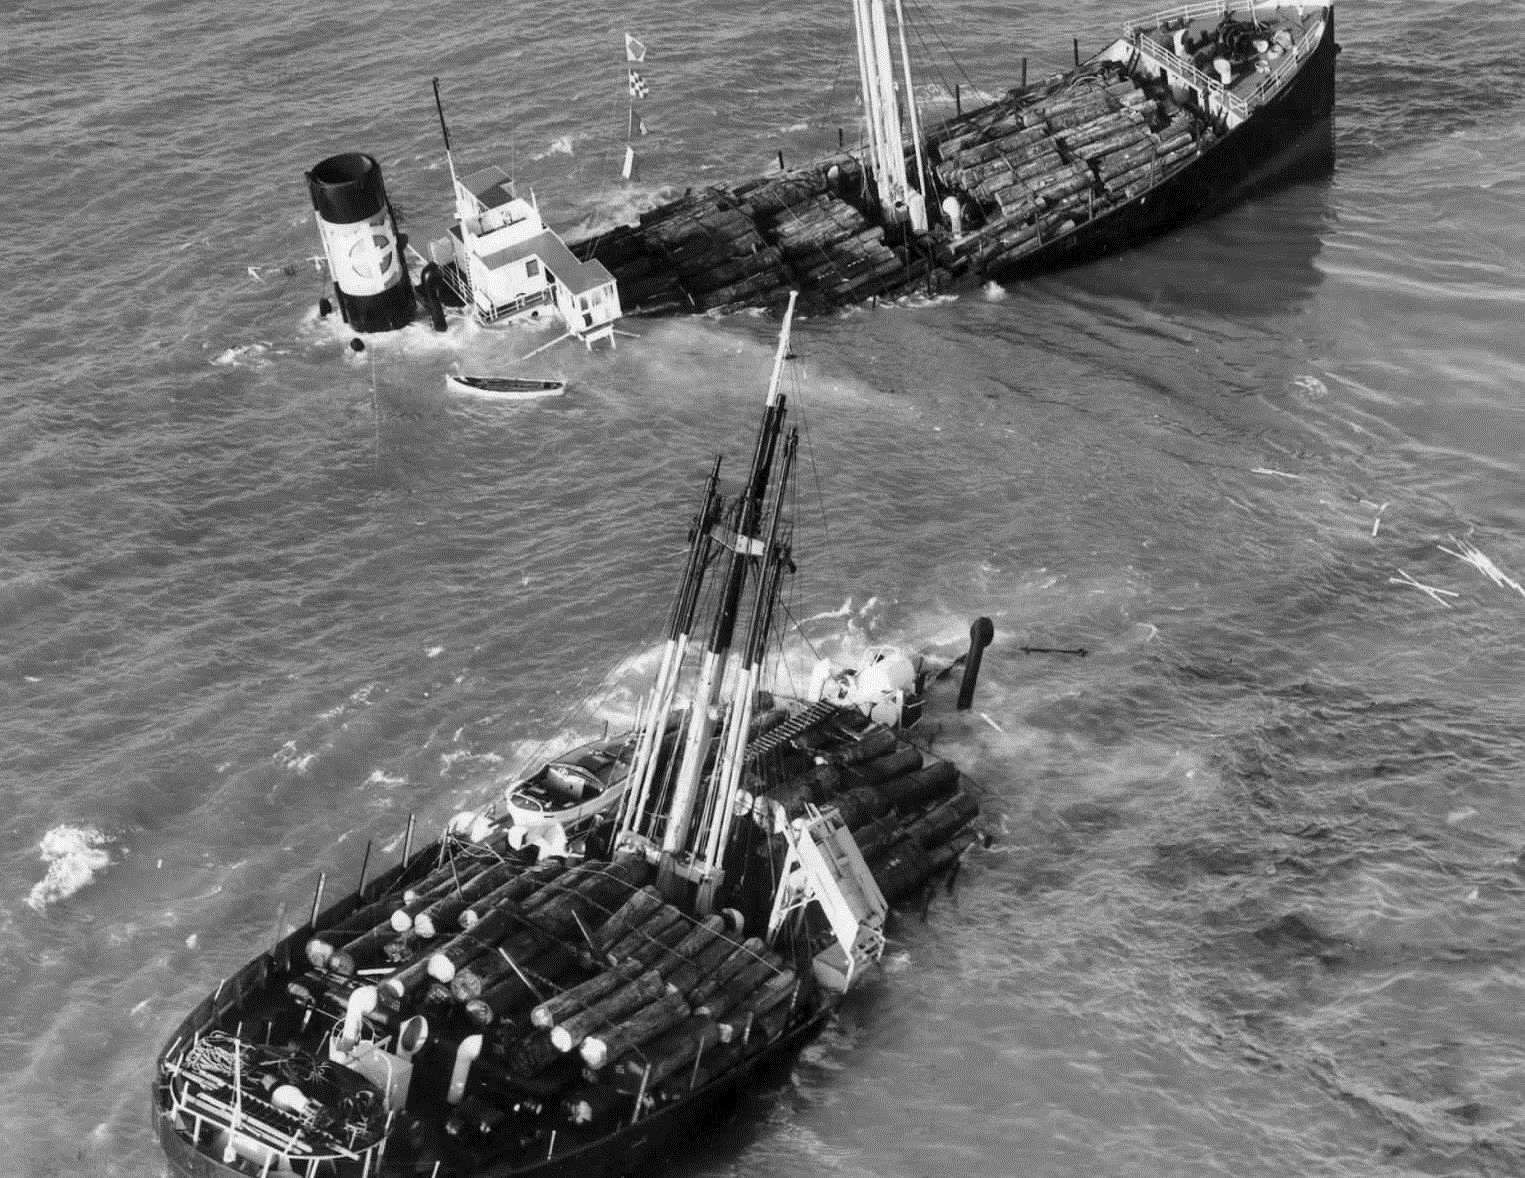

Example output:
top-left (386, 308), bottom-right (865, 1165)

top-left (745, 700), bottom-right (841, 763)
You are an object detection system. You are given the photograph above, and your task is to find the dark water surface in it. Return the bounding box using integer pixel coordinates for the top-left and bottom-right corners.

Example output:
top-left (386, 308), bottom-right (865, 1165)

top-left (3, 1), bottom-right (1523, 1174)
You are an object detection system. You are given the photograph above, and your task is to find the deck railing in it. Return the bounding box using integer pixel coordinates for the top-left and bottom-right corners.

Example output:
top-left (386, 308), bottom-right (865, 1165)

top-left (1126, 6), bottom-right (1325, 127)
top-left (1134, 1), bottom-right (1323, 32)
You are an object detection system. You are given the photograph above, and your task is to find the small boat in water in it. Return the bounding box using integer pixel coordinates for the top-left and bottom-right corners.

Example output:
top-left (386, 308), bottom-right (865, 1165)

top-left (445, 374), bottom-right (567, 400)
top-left (151, 292), bottom-right (992, 1178)
top-left (571, 0), bottom-right (1338, 316)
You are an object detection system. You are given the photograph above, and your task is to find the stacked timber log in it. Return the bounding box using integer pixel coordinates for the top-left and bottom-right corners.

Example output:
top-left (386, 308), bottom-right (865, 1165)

top-left (746, 709), bottom-right (982, 905)
top-left (928, 63), bottom-right (1209, 271)
top-left (576, 188), bottom-right (796, 314)
top-left (282, 704), bottom-right (984, 1160)
top-left (637, 192), bottom-right (793, 310)
top-left (572, 150), bottom-right (933, 315)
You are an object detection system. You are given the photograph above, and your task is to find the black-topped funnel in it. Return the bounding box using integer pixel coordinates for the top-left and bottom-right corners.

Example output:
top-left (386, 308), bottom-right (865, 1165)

top-left (306, 152), bottom-right (415, 333)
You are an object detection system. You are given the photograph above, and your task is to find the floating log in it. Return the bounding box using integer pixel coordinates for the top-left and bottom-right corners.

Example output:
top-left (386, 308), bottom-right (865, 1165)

top-left (579, 990), bottom-right (692, 1070)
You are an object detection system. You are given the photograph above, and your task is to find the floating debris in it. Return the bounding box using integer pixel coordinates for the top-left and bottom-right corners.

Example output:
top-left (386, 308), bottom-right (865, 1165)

top-left (1388, 569), bottom-right (1459, 609)
top-left (1437, 536), bottom-right (1525, 599)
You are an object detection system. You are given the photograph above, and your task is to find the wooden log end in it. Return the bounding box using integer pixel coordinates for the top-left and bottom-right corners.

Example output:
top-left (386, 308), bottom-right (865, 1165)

top-left (426, 954), bottom-right (456, 984)
top-left (451, 970), bottom-right (486, 1002)
top-left (580, 1036), bottom-right (611, 1070)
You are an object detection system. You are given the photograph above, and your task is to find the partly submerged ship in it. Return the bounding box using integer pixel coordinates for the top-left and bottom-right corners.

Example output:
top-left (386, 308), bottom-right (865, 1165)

top-left (306, 3), bottom-right (1334, 335)
top-left (152, 293), bottom-right (990, 1178)
top-left (306, 81), bottom-right (622, 347)
top-left (571, 0), bottom-right (1337, 316)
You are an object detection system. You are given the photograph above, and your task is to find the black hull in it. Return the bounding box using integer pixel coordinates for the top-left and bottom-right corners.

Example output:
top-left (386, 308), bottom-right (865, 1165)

top-left (981, 16), bottom-right (1337, 282)
top-left (151, 704), bottom-right (981, 1178)
top-left (572, 6), bottom-right (1338, 317)
top-left (154, 1000), bottom-right (833, 1178)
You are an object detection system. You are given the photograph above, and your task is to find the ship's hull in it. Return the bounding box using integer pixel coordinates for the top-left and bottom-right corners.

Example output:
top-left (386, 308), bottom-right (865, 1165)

top-left (980, 16), bottom-right (1337, 282)
top-left (572, 4), bottom-right (1337, 317)
top-left (150, 311), bottom-right (986, 1178)
top-left (151, 709), bottom-right (981, 1178)
top-left (153, 990), bottom-right (834, 1178)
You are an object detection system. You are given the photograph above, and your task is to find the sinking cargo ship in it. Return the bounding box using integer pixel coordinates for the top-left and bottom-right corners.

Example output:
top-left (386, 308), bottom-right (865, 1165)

top-left (570, 0), bottom-right (1337, 316)
top-left (151, 292), bottom-right (990, 1178)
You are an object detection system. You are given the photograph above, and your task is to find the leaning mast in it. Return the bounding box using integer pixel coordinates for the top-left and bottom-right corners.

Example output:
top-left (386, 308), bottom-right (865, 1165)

top-left (851, 0), bottom-right (928, 232)
top-left (642, 293), bottom-right (801, 902)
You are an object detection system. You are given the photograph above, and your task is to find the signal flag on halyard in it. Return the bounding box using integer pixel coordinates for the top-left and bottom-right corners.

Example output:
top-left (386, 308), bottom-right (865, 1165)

top-left (622, 33), bottom-right (651, 181)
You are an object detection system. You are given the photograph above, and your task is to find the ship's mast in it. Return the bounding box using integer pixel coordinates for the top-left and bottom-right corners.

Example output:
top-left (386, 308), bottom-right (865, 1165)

top-left (615, 457), bottom-right (725, 842)
top-left (433, 78), bottom-right (481, 297)
top-left (851, 0), bottom-right (928, 232)
top-left (628, 293), bottom-right (798, 902)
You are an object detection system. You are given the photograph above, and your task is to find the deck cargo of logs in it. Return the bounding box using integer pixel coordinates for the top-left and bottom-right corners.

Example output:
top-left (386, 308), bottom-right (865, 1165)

top-left (571, 55), bottom-right (1224, 313)
top-left (574, 153), bottom-right (936, 315)
top-left (928, 63), bottom-right (1211, 271)
top-left (281, 705), bottom-right (980, 1151)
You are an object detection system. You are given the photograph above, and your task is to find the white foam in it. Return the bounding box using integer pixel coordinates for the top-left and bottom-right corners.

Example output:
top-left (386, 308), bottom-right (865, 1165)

top-left (26, 825), bottom-right (113, 911)
top-left (273, 740), bottom-right (317, 774)
top-left (210, 342), bottom-right (273, 369)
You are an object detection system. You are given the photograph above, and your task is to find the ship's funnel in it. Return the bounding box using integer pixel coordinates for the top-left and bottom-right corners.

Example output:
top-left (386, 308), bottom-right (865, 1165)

top-left (306, 152), bottom-right (415, 333)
